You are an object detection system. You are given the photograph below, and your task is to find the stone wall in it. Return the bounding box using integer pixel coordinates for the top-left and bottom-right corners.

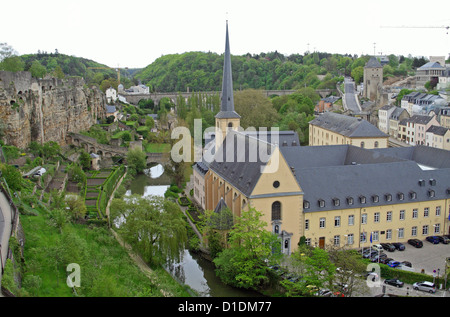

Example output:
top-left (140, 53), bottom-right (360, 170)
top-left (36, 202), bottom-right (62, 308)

top-left (0, 71), bottom-right (106, 149)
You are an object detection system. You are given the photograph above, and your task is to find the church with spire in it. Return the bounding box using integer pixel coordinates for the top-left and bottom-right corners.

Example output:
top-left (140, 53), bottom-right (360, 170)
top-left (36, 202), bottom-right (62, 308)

top-left (191, 22), bottom-right (450, 255)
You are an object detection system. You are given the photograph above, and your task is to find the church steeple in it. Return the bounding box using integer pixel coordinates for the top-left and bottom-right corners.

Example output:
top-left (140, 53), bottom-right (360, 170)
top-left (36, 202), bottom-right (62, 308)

top-left (215, 21), bottom-right (240, 150)
top-left (216, 21), bottom-right (240, 120)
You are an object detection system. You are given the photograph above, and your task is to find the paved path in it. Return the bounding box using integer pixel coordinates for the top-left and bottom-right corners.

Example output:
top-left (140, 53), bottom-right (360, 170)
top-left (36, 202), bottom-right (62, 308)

top-left (343, 77), bottom-right (362, 113)
top-left (0, 190), bottom-right (13, 292)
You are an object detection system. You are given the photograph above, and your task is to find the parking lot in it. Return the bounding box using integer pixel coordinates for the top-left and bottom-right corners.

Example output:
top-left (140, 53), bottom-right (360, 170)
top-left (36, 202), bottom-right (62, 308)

top-left (361, 241), bottom-right (450, 297)
top-left (378, 241), bottom-right (449, 276)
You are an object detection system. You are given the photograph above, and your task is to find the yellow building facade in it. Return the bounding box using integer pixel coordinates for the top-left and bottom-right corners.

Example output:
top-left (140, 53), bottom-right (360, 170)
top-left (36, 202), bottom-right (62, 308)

top-left (309, 112), bottom-right (388, 149)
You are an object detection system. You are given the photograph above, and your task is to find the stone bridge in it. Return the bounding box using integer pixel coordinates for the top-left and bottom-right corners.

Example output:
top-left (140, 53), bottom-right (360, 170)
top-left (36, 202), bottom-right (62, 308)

top-left (120, 89), bottom-right (336, 105)
top-left (66, 132), bottom-right (171, 165)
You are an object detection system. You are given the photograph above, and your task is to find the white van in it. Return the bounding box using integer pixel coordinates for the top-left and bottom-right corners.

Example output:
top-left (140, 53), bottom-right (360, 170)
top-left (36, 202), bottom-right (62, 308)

top-left (372, 244), bottom-right (383, 252)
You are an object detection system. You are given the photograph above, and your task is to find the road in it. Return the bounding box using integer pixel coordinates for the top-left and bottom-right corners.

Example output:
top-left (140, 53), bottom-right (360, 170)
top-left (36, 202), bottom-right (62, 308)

top-left (0, 189), bottom-right (13, 292)
top-left (343, 77), bottom-right (361, 113)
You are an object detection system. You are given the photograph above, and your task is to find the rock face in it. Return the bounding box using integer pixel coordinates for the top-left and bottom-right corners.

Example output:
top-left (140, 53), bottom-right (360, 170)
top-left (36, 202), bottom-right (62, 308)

top-left (0, 71), bottom-right (106, 149)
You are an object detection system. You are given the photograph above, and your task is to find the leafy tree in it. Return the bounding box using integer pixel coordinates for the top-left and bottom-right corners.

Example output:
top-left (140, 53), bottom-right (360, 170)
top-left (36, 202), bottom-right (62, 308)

top-left (111, 195), bottom-right (187, 265)
top-left (0, 163), bottom-right (23, 192)
top-left (65, 194), bottom-right (87, 221)
top-left (351, 66), bottom-right (364, 84)
top-left (78, 150), bottom-right (91, 170)
top-left (0, 56), bottom-right (25, 72)
top-left (234, 89), bottom-right (279, 129)
top-left (29, 60), bottom-right (47, 78)
top-left (213, 207), bottom-right (282, 290)
top-left (126, 147), bottom-right (147, 175)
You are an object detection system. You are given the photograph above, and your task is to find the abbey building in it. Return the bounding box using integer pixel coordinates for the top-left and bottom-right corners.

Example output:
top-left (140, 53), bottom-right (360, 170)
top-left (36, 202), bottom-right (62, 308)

top-left (192, 22), bottom-right (450, 255)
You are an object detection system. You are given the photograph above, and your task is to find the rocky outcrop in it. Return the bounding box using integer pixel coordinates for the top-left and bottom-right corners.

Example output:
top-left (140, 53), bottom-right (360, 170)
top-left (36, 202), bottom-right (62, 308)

top-left (0, 71), bottom-right (106, 149)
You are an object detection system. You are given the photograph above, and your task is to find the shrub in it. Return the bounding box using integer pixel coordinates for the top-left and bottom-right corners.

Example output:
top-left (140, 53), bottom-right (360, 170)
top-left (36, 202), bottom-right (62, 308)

top-left (178, 196), bottom-right (191, 206)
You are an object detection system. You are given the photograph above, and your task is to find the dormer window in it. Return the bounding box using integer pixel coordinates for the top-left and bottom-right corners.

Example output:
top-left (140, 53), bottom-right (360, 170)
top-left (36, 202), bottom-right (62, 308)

top-left (429, 179), bottom-right (436, 186)
top-left (418, 179), bottom-right (425, 186)
top-left (409, 191), bottom-right (417, 199)
top-left (332, 198), bottom-right (340, 206)
top-left (428, 190), bottom-right (435, 198)
top-left (372, 195), bottom-right (379, 203)
top-left (385, 194), bottom-right (392, 202)
top-left (398, 192), bottom-right (404, 200)
top-left (318, 199), bottom-right (325, 208)
top-left (359, 196), bottom-right (366, 204)
top-left (347, 197), bottom-right (354, 205)
top-left (303, 201), bottom-right (310, 209)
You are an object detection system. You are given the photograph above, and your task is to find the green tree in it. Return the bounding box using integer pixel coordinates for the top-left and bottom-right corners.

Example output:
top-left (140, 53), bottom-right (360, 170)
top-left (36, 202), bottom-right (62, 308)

top-left (213, 207), bottom-right (282, 290)
top-left (78, 150), bottom-right (91, 170)
top-left (112, 195), bottom-right (187, 265)
top-left (65, 194), bottom-right (87, 221)
top-left (351, 66), bottom-right (364, 84)
top-left (0, 56), bottom-right (25, 72)
top-left (0, 163), bottom-right (23, 192)
top-left (126, 147), bottom-right (147, 175)
top-left (234, 89), bottom-right (279, 129)
top-left (29, 60), bottom-right (47, 78)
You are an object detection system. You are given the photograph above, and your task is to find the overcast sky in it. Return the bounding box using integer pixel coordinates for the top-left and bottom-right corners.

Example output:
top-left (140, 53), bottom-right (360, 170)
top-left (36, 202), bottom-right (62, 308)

top-left (3, 0), bottom-right (450, 68)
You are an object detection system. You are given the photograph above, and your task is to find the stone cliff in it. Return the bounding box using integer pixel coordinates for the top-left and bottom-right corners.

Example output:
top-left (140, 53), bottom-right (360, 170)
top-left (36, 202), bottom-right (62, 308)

top-left (0, 71), bottom-right (106, 149)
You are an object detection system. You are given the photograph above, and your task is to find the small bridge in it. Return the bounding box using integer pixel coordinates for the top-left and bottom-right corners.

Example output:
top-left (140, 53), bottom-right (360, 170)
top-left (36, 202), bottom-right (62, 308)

top-left (120, 89), bottom-right (337, 105)
top-left (66, 132), bottom-right (171, 165)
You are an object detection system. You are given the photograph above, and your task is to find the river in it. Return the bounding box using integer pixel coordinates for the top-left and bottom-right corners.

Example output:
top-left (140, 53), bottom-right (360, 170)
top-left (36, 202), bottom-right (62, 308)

top-left (125, 163), bottom-right (263, 297)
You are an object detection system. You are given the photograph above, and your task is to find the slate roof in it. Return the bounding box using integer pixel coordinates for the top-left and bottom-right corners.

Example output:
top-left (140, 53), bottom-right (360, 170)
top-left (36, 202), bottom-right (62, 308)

top-left (390, 107), bottom-right (408, 120)
top-left (365, 57), bottom-right (382, 68)
top-left (426, 125), bottom-right (449, 136)
top-left (401, 115), bottom-right (435, 125)
top-left (418, 61), bottom-right (445, 70)
top-left (281, 145), bottom-right (450, 213)
top-left (106, 105), bottom-right (117, 113)
top-left (309, 112), bottom-right (388, 138)
top-left (208, 130), bottom-right (276, 197)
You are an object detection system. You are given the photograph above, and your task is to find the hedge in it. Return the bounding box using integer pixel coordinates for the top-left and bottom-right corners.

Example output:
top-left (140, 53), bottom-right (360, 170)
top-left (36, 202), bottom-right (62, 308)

top-left (178, 196), bottom-right (191, 206)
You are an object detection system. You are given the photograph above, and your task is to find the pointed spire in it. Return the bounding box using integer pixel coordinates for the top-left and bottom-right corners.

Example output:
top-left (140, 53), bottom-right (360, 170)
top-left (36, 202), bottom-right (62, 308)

top-left (216, 21), bottom-right (240, 119)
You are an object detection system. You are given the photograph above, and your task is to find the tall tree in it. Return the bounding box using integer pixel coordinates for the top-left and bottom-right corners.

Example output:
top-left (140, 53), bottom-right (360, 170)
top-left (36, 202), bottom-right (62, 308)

top-left (111, 195), bottom-right (187, 265)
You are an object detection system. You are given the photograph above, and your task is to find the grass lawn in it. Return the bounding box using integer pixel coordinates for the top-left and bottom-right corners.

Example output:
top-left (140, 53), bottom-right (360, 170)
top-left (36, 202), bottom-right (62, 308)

top-left (18, 206), bottom-right (191, 297)
top-left (145, 143), bottom-right (171, 153)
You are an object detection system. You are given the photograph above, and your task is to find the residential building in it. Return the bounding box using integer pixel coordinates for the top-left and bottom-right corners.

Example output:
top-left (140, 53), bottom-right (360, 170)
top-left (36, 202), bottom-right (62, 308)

top-left (425, 125), bottom-right (450, 150)
top-left (309, 112), bottom-right (388, 149)
top-left (314, 96), bottom-right (341, 113)
top-left (105, 105), bottom-right (119, 122)
top-left (378, 105), bottom-right (396, 134)
top-left (439, 107), bottom-right (450, 129)
top-left (105, 87), bottom-right (117, 103)
top-left (401, 92), bottom-right (444, 116)
top-left (389, 107), bottom-right (410, 138)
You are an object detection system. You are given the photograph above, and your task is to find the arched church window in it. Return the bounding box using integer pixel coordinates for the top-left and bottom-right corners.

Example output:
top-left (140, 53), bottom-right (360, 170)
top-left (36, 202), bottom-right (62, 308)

top-left (272, 201), bottom-right (281, 221)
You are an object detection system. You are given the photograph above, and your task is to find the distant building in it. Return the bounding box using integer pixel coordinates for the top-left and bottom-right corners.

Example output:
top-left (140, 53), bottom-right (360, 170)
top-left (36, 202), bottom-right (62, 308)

top-left (378, 105), bottom-right (396, 134)
top-left (389, 107), bottom-right (410, 138)
top-left (105, 105), bottom-right (119, 122)
top-left (401, 92), bottom-right (445, 116)
top-left (415, 57), bottom-right (446, 89)
top-left (309, 112), bottom-right (388, 149)
top-left (398, 114), bottom-right (440, 145)
top-left (314, 96), bottom-right (341, 113)
top-left (105, 87), bottom-right (117, 103)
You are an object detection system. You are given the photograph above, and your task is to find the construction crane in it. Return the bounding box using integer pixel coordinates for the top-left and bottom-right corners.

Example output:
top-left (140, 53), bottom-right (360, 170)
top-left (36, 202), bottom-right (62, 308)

top-left (380, 25), bottom-right (449, 34)
top-left (87, 65), bottom-right (128, 84)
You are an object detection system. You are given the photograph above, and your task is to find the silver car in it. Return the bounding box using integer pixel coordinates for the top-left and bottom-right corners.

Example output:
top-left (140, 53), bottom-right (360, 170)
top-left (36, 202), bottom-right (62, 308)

top-left (413, 281), bottom-right (436, 293)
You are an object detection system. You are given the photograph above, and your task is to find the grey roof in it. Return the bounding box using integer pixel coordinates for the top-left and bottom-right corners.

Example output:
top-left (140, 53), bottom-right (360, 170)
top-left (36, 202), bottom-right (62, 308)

top-left (215, 21), bottom-right (240, 120)
top-left (426, 125), bottom-right (449, 136)
top-left (208, 130), bottom-right (275, 197)
top-left (418, 61), bottom-right (445, 70)
top-left (390, 107), bottom-right (408, 120)
top-left (365, 57), bottom-right (382, 68)
top-left (309, 112), bottom-right (388, 138)
top-left (106, 105), bottom-right (116, 113)
top-left (281, 145), bottom-right (450, 213)
top-left (402, 115), bottom-right (435, 125)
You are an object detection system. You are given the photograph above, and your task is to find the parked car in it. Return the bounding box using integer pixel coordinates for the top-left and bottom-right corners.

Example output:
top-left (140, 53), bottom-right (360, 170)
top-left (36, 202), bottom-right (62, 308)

top-left (371, 253), bottom-right (387, 263)
top-left (381, 243), bottom-right (396, 252)
top-left (438, 236), bottom-right (450, 244)
top-left (372, 244), bottom-right (384, 252)
top-left (380, 257), bottom-right (393, 264)
top-left (384, 279), bottom-right (404, 288)
top-left (408, 239), bottom-right (423, 248)
top-left (362, 250), bottom-right (378, 259)
top-left (392, 242), bottom-right (405, 251)
top-left (315, 289), bottom-right (333, 297)
top-left (400, 261), bottom-right (412, 268)
top-left (387, 260), bottom-right (401, 268)
top-left (365, 272), bottom-right (379, 282)
top-left (413, 281), bottom-right (436, 293)
top-left (426, 236), bottom-right (440, 244)
top-left (397, 264), bottom-right (415, 272)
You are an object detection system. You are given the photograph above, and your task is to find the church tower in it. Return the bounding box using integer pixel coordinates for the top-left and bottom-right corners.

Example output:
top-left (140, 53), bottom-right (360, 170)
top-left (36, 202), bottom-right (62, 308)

top-left (215, 21), bottom-right (240, 150)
